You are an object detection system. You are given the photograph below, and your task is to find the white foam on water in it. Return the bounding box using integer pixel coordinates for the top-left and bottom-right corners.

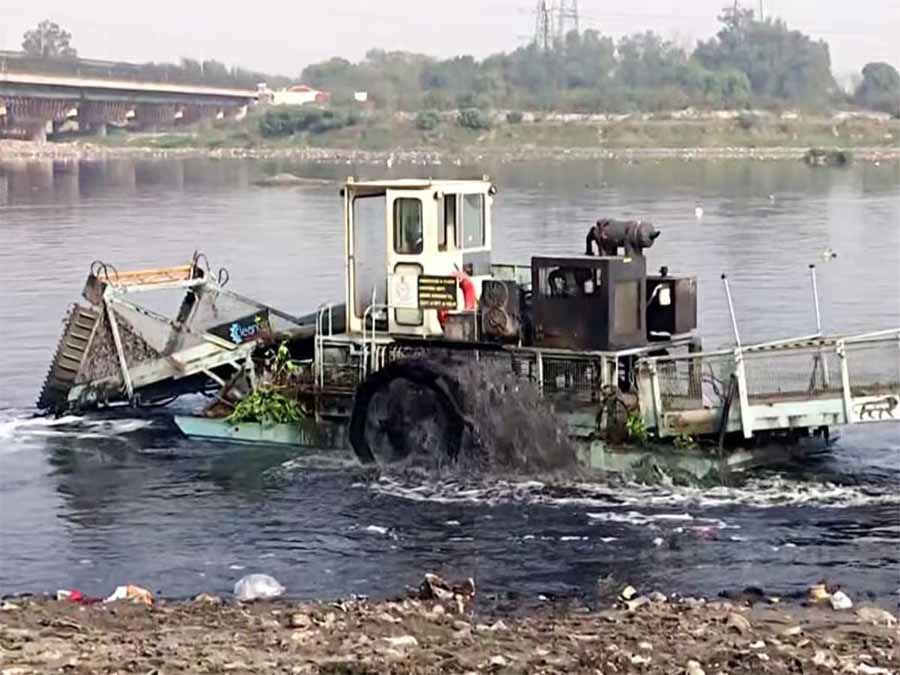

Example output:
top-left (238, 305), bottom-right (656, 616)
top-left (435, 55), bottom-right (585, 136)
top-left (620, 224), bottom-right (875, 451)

top-left (370, 471), bottom-right (900, 512)
top-left (0, 410), bottom-right (155, 448)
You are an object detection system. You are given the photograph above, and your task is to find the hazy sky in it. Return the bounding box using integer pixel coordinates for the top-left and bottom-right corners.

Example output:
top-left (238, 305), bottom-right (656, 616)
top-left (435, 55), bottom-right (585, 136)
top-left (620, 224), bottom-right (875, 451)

top-left (2, 0), bottom-right (898, 79)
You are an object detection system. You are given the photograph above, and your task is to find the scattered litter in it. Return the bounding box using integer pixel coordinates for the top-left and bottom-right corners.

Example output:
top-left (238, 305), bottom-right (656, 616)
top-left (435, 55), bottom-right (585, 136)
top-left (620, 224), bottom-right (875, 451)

top-left (807, 581), bottom-right (831, 604)
top-left (105, 584), bottom-right (154, 606)
top-left (417, 573), bottom-right (476, 614)
top-left (620, 585), bottom-right (638, 601)
top-left (830, 590), bottom-right (852, 610)
top-left (489, 655), bottom-right (510, 667)
top-left (653, 537), bottom-right (664, 547)
top-left (233, 574), bottom-right (285, 601)
top-left (365, 525), bottom-right (389, 535)
top-left (377, 611), bottom-right (401, 624)
top-left (624, 596), bottom-right (651, 612)
top-left (193, 593), bottom-right (222, 605)
top-left (726, 612), bottom-right (752, 634)
top-left (858, 665), bottom-right (890, 675)
top-left (856, 607), bottom-right (897, 626)
top-left (56, 589), bottom-right (101, 605)
top-left (290, 612), bottom-right (312, 629)
top-left (0, 601), bottom-right (21, 611)
top-left (686, 660), bottom-right (706, 675)
top-left (383, 635), bottom-right (418, 648)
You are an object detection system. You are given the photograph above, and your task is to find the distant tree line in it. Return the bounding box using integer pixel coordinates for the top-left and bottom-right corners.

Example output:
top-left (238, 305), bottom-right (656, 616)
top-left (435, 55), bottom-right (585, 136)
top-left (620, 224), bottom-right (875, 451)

top-left (300, 7), bottom-right (900, 116)
top-left (14, 19), bottom-right (290, 90)
top-left (12, 14), bottom-right (900, 115)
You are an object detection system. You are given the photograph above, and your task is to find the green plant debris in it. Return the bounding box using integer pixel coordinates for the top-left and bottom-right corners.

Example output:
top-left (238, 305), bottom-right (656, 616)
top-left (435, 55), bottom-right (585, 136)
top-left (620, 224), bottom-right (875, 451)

top-left (626, 413), bottom-right (649, 445)
top-left (226, 388), bottom-right (303, 426)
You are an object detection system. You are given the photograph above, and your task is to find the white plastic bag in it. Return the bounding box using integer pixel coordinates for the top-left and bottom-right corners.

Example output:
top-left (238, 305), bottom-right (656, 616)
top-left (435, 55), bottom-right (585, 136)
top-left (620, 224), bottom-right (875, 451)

top-left (233, 574), bottom-right (285, 601)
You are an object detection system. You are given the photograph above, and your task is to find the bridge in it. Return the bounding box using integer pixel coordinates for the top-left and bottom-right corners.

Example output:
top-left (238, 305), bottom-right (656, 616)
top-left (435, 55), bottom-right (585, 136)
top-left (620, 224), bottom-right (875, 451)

top-left (0, 52), bottom-right (258, 140)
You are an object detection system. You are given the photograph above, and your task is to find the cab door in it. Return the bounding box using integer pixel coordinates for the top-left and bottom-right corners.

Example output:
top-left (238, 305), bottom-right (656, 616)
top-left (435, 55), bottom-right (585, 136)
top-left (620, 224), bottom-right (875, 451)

top-left (387, 189), bottom-right (463, 336)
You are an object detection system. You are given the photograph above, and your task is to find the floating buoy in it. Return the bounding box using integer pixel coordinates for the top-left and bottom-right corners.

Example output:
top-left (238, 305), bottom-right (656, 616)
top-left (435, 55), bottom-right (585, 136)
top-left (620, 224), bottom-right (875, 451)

top-left (822, 248), bottom-right (837, 261)
top-left (694, 206), bottom-right (704, 219)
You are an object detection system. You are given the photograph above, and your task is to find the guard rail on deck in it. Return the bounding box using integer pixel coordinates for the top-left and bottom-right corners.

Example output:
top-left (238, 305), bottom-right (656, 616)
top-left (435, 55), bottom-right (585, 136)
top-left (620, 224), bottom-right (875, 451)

top-left (0, 50), bottom-right (261, 92)
top-left (637, 330), bottom-right (900, 439)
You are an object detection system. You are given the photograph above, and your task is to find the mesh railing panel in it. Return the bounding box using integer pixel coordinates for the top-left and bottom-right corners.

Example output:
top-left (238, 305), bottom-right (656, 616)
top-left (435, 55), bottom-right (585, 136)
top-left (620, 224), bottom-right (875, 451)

top-left (742, 347), bottom-right (843, 402)
top-left (540, 356), bottom-right (604, 402)
top-left (655, 352), bottom-right (735, 411)
top-left (846, 339), bottom-right (900, 396)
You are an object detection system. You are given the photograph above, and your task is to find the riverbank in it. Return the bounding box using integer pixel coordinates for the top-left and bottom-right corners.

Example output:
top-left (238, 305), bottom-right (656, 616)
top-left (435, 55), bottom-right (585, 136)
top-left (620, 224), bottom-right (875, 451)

top-left (1, 588), bottom-right (897, 674)
top-left (2, 110), bottom-right (899, 165)
top-left (3, 137), bottom-right (900, 166)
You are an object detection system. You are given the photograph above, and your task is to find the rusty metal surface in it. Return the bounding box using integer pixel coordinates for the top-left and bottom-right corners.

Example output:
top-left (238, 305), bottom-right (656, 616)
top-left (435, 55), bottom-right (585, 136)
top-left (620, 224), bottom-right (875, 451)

top-left (37, 304), bottom-right (100, 412)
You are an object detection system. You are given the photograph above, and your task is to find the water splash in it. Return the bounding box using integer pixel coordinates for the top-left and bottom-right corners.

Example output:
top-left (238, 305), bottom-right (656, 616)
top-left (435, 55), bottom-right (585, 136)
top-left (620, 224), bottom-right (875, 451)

top-left (370, 472), bottom-right (900, 510)
top-left (0, 408), bottom-right (156, 451)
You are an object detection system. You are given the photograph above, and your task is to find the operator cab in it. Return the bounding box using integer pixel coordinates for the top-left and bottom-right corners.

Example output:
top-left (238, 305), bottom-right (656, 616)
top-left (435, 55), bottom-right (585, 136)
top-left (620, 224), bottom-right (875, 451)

top-left (342, 177), bottom-right (495, 338)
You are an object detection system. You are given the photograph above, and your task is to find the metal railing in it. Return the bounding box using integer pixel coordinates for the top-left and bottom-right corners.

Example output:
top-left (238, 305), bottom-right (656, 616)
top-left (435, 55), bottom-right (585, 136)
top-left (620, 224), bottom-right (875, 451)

top-left (638, 329), bottom-right (900, 438)
top-left (0, 50), bottom-right (261, 91)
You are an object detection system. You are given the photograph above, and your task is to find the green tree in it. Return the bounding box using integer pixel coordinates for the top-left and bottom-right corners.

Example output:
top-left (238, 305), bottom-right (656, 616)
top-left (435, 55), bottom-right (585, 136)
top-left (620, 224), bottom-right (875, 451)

top-left (695, 7), bottom-right (834, 105)
top-left (855, 62), bottom-right (900, 114)
top-left (22, 20), bottom-right (77, 58)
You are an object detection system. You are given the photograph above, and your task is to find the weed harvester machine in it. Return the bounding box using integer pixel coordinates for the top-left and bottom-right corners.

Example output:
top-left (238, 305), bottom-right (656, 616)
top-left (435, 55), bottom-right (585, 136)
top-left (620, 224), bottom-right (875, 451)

top-left (38, 178), bottom-right (900, 477)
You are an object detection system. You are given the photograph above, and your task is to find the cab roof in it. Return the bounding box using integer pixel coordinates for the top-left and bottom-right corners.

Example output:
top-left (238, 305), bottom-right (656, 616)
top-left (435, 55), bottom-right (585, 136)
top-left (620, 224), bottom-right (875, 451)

top-left (344, 177), bottom-right (492, 193)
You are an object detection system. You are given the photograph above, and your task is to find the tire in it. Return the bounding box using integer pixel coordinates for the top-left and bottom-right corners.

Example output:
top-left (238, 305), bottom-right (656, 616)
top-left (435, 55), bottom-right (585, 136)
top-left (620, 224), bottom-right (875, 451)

top-left (349, 360), bottom-right (467, 466)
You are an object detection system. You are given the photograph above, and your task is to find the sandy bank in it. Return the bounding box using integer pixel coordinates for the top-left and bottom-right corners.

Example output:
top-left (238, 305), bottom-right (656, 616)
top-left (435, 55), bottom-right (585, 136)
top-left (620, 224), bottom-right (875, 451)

top-left (1, 590), bottom-right (897, 674)
top-left (2, 139), bottom-right (900, 166)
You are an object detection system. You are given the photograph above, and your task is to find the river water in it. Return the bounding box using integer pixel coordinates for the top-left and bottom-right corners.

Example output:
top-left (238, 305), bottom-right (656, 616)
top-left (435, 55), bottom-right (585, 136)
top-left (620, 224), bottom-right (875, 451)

top-left (0, 156), bottom-right (898, 606)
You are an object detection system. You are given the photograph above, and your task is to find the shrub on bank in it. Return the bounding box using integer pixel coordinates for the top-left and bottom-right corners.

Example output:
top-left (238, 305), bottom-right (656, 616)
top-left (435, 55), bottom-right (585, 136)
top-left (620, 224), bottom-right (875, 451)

top-left (458, 108), bottom-right (492, 131)
top-left (258, 107), bottom-right (359, 138)
top-left (415, 110), bottom-right (441, 131)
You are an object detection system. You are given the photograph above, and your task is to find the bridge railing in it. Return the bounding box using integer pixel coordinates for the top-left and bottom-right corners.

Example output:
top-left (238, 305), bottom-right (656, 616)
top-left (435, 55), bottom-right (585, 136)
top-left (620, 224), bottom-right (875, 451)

top-left (0, 50), bottom-right (261, 90)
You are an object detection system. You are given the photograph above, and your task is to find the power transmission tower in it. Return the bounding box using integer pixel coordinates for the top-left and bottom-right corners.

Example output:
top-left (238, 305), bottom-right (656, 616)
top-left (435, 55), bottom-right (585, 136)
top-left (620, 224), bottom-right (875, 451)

top-left (533, 0), bottom-right (555, 51)
top-left (557, 0), bottom-right (580, 41)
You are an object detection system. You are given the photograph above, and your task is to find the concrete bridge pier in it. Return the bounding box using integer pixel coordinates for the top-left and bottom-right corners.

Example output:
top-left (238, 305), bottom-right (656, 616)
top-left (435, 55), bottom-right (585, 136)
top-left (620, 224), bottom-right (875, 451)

top-left (135, 103), bottom-right (177, 131)
top-left (78, 101), bottom-right (130, 136)
top-left (175, 103), bottom-right (221, 128)
top-left (3, 97), bottom-right (76, 142)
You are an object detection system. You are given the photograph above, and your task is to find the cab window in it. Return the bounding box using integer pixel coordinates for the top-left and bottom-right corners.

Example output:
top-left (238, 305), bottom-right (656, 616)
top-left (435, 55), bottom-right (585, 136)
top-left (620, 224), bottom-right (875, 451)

top-left (393, 198), bottom-right (423, 255)
top-left (462, 194), bottom-right (484, 249)
top-left (438, 194), bottom-right (458, 251)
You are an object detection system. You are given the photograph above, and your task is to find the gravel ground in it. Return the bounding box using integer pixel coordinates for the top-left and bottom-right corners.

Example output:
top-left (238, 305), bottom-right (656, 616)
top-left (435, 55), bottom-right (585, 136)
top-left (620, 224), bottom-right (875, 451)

top-left (1, 589), bottom-right (897, 674)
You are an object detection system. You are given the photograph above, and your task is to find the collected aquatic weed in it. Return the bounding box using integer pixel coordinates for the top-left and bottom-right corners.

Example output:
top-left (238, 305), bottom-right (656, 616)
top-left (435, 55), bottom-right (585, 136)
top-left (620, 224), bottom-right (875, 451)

top-left (626, 413), bottom-right (649, 445)
top-left (226, 387), bottom-right (303, 425)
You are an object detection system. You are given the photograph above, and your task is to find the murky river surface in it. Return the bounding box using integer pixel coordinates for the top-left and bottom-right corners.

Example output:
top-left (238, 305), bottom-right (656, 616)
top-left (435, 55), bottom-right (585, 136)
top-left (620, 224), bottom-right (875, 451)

top-left (0, 157), bottom-right (898, 606)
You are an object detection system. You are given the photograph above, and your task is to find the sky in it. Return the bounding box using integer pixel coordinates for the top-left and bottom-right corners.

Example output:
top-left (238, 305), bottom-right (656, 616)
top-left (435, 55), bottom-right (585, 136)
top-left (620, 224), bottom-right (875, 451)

top-left (1, 0), bottom-right (898, 80)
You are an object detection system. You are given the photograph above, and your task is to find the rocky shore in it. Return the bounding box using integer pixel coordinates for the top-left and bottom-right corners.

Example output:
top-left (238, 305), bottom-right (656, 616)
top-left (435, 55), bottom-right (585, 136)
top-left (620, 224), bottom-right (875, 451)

top-left (2, 587), bottom-right (897, 674)
top-left (2, 138), bottom-right (900, 166)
